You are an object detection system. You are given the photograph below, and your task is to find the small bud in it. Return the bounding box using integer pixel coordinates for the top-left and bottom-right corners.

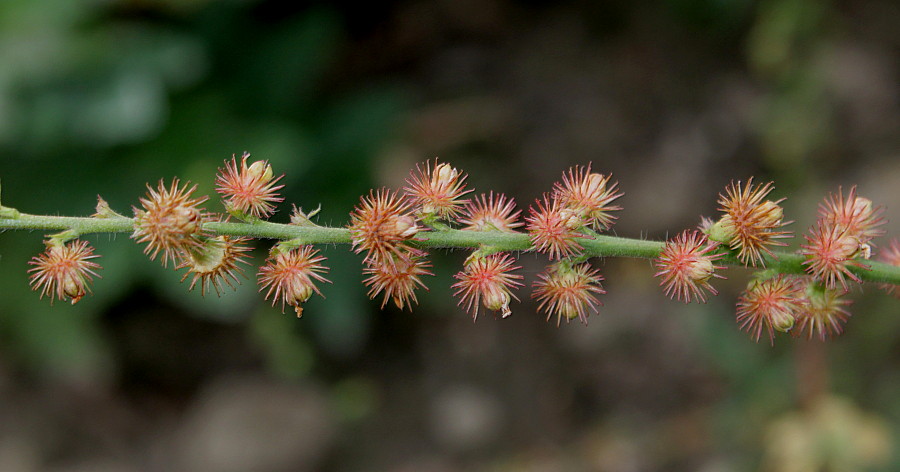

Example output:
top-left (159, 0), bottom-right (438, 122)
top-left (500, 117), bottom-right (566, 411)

top-left (770, 308), bottom-right (795, 333)
top-left (706, 218), bottom-right (736, 244)
top-left (851, 196), bottom-right (873, 217)
top-left (688, 259), bottom-right (715, 283)
top-left (391, 215), bottom-right (420, 239)
top-left (837, 232), bottom-right (862, 257)
top-left (482, 288), bottom-right (512, 317)
top-left (433, 163), bottom-right (458, 188)
top-left (247, 159), bottom-right (274, 182)
top-left (583, 173), bottom-right (607, 198)
top-left (558, 208), bottom-right (583, 230)
top-left (757, 200), bottom-right (784, 226)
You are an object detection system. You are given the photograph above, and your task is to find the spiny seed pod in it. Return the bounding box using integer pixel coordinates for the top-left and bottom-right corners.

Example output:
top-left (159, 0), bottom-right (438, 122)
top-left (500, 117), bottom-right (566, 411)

top-left (526, 195), bottom-right (586, 260)
top-left (793, 280), bottom-right (851, 341)
top-left (348, 189), bottom-right (422, 267)
top-left (178, 236), bottom-right (251, 296)
top-left (452, 253), bottom-right (523, 320)
top-left (800, 223), bottom-right (868, 290)
top-left (818, 186), bottom-right (885, 244)
top-left (132, 178), bottom-right (210, 267)
top-left (459, 192), bottom-right (523, 232)
top-left (215, 152), bottom-right (285, 219)
top-left (258, 245), bottom-right (331, 317)
top-left (655, 230), bottom-right (726, 303)
top-left (709, 178), bottom-right (791, 267)
top-left (736, 275), bottom-right (805, 344)
top-left (553, 163), bottom-right (623, 231)
top-left (533, 261), bottom-right (605, 326)
top-left (28, 239), bottom-right (102, 305)
top-left (363, 250), bottom-right (432, 310)
top-left (404, 158), bottom-right (472, 221)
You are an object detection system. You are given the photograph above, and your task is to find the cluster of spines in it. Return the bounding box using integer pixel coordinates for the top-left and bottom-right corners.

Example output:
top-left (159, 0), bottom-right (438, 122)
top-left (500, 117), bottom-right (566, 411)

top-left (533, 261), bottom-right (606, 326)
top-left (21, 155), bottom-right (899, 342)
top-left (654, 230), bottom-right (725, 304)
top-left (707, 178), bottom-right (791, 267)
top-left (28, 239), bottom-right (101, 305)
top-left (524, 163), bottom-right (623, 261)
top-left (349, 159), bottom-right (613, 323)
top-left (800, 187), bottom-right (884, 290)
top-left (652, 181), bottom-right (893, 344)
top-left (258, 244), bottom-right (330, 317)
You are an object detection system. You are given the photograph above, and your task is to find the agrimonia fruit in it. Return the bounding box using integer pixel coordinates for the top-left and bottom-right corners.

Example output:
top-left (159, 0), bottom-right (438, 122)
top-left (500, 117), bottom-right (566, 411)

top-left (2, 155), bottom-right (899, 343)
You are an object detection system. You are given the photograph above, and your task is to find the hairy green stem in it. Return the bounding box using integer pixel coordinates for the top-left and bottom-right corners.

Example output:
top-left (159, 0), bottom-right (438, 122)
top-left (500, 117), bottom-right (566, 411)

top-left (1, 212), bottom-right (899, 285)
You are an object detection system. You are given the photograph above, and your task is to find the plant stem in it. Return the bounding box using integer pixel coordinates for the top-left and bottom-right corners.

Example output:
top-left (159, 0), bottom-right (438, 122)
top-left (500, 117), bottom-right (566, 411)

top-left (2, 212), bottom-right (899, 285)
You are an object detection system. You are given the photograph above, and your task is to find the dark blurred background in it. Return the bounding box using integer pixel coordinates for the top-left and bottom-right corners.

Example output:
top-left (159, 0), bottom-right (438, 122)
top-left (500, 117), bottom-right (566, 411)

top-left (0, 0), bottom-right (899, 470)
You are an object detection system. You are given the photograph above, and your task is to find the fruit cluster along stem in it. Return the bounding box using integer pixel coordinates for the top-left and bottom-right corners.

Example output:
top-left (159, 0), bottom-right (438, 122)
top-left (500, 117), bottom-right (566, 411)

top-left (3, 212), bottom-right (899, 285)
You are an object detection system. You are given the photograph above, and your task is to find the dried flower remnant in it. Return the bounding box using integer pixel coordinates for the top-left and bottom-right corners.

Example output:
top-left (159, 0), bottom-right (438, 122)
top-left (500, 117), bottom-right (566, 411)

top-left (459, 192), bottom-right (523, 232)
top-left (348, 189), bottom-right (421, 266)
top-left (800, 223), bottom-right (868, 291)
top-left (879, 238), bottom-right (900, 298)
top-left (452, 253), bottom-right (523, 320)
top-left (526, 195), bottom-right (586, 260)
top-left (216, 152), bottom-right (285, 219)
top-left (655, 230), bottom-right (725, 303)
top-left (793, 280), bottom-right (851, 341)
top-left (28, 239), bottom-right (101, 304)
top-left (363, 251), bottom-right (433, 310)
top-left (258, 245), bottom-right (330, 317)
top-left (178, 236), bottom-right (251, 296)
top-left (709, 178), bottom-right (791, 267)
top-left (533, 261), bottom-right (605, 326)
top-left (404, 159), bottom-right (472, 221)
top-left (132, 178), bottom-right (210, 267)
top-left (736, 275), bottom-right (805, 344)
top-left (93, 196), bottom-right (126, 219)
top-left (553, 164), bottom-right (623, 231)
top-left (289, 204), bottom-right (320, 226)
